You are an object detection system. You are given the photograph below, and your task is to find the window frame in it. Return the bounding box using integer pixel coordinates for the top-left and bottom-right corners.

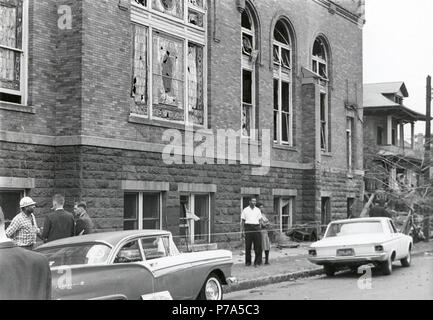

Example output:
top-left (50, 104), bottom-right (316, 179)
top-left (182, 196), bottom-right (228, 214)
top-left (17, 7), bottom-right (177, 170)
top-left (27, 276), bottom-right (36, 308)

top-left (346, 117), bottom-right (354, 173)
top-left (274, 197), bottom-right (294, 234)
top-left (273, 21), bottom-right (293, 146)
top-left (180, 192), bottom-right (211, 244)
top-left (130, 0), bottom-right (208, 127)
top-left (0, 0), bottom-right (28, 105)
top-left (320, 90), bottom-right (329, 151)
top-left (123, 192), bottom-right (163, 230)
top-left (241, 8), bottom-right (256, 139)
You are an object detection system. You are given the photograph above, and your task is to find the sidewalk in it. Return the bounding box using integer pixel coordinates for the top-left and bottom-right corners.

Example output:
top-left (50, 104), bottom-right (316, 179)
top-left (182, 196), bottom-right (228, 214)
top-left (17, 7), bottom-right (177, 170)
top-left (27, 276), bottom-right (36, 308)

top-left (225, 241), bottom-right (433, 293)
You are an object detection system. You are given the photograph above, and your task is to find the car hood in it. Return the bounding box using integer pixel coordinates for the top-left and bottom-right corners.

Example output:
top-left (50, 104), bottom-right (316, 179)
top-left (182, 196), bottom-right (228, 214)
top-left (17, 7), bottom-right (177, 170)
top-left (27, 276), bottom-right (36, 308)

top-left (311, 234), bottom-right (391, 248)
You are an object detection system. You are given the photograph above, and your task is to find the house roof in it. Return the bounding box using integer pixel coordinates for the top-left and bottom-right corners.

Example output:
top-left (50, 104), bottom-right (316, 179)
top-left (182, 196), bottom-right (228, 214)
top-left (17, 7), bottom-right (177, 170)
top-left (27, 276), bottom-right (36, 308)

top-left (363, 82), bottom-right (428, 121)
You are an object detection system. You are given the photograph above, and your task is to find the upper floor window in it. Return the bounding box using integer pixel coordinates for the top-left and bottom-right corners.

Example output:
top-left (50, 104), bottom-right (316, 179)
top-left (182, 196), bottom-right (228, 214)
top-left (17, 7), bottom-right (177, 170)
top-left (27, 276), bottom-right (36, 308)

top-left (241, 8), bottom-right (257, 138)
top-left (131, 0), bottom-right (206, 126)
top-left (273, 20), bottom-right (293, 145)
top-left (0, 0), bottom-right (27, 105)
top-left (312, 38), bottom-right (327, 80)
top-left (313, 37), bottom-right (330, 151)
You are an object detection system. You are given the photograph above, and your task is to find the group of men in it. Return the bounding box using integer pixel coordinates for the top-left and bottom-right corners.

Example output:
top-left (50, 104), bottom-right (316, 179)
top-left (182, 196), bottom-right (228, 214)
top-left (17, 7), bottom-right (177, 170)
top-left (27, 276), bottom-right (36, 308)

top-left (5, 194), bottom-right (94, 250)
top-left (0, 194), bottom-right (94, 300)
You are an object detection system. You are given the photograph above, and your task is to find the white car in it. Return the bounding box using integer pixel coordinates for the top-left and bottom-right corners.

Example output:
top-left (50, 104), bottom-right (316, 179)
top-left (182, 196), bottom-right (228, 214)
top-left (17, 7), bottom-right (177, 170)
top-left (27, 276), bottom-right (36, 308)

top-left (308, 218), bottom-right (413, 276)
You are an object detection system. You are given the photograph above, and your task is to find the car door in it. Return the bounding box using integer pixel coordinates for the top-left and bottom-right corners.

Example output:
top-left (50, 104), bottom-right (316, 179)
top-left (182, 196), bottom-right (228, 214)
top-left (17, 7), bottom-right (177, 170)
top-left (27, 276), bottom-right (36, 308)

top-left (111, 239), bottom-right (157, 299)
top-left (139, 236), bottom-right (193, 300)
top-left (387, 220), bottom-right (404, 259)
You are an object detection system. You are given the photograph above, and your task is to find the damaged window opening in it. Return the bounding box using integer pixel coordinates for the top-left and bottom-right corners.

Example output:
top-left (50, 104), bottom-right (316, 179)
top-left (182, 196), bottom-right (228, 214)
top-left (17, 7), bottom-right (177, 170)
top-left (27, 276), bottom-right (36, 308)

top-left (273, 19), bottom-right (293, 146)
top-left (241, 7), bottom-right (257, 138)
top-left (313, 38), bottom-right (328, 80)
top-left (320, 92), bottom-right (328, 151)
top-left (314, 37), bottom-right (330, 152)
top-left (130, 0), bottom-right (207, 126)
top-left (0, 0), bottom-right (27, 105)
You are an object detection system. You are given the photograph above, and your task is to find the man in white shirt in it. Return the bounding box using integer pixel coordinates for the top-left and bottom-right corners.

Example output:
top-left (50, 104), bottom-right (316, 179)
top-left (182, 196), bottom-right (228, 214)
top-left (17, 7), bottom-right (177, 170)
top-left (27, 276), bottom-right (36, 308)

top-left (241, 198), bottom-right (263, 266)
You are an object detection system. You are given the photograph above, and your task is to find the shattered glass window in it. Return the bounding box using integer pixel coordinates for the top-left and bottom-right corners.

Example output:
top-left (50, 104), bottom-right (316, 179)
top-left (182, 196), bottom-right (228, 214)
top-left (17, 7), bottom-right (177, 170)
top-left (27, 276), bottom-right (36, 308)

top-left (242, 70), bottom-right (253, 137)
top-left (152, 0), bottom-right (184, 19)
top-left (188, 10), bottom-right (203, 27)
top-left (152, 31), bottom-right (185, 121)
top-left (132, 25), bottom-right (149, 115)
top-left (188, 43), bottom-right (204, 125)
top-left (0, 0), bottom-right (22, 91)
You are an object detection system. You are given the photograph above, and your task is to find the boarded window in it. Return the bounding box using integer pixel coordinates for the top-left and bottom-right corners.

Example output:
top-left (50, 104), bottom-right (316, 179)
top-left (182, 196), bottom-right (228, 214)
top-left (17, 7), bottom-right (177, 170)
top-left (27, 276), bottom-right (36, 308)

top-left (132, 25), bottom-right (149, 115)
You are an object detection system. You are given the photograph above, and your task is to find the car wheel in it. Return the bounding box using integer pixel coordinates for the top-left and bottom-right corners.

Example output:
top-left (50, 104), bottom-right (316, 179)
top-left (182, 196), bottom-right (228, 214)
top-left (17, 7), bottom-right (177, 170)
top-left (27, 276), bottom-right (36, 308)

top-left (198, 274), bottom-right (223, 301)
top-left (401, 247), bottom-right (412, 267)
top-left (381, 255), bottom-right (393, 275)
top-left (324, 265), bottom-right (336, 277)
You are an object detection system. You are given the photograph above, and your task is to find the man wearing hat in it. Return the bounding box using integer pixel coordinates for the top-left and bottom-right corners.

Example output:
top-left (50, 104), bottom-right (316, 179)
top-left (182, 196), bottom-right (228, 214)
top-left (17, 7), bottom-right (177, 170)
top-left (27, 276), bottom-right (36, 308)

top-left (6, 196), bottom-right (41, 250)
top-left (0, 205), bottom-right (51, 300)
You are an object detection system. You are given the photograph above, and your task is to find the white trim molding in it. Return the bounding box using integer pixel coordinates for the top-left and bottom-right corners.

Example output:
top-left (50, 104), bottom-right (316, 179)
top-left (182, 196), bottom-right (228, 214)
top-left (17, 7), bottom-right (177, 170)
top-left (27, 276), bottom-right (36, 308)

top-left (272, 189), bottom-right (297, 197)
top-left (0, 177), bottom-right (35, 189)
top-left (178, 183), bottom-right (217, 193)
top-left (121, 180), bottom-right (169, 191)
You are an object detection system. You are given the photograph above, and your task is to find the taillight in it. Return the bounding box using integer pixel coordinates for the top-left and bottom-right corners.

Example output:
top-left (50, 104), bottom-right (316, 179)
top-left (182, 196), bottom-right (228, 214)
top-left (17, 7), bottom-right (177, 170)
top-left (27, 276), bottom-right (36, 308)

top-left (309, 249), bottom-right (317, 256)
top-left (375, 245), bottom-right (384, 252)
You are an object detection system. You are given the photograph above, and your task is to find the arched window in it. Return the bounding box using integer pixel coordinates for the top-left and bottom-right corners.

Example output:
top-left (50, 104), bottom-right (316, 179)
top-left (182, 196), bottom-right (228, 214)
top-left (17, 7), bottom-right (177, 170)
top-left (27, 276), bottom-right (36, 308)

top-left (241, 8), bottom-right (257, 138)
top-left (273, 19), bottom-right (293, 145)
top-left (312, 37), bottom-right (330, 151)
top-left (312, 38), bottom-right (328, 79)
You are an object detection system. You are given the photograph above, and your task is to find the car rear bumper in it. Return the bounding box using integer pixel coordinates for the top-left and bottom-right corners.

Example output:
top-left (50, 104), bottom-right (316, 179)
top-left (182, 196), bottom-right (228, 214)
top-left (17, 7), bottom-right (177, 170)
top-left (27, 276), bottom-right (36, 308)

top-left (308, 253), bottom-right (388, 266)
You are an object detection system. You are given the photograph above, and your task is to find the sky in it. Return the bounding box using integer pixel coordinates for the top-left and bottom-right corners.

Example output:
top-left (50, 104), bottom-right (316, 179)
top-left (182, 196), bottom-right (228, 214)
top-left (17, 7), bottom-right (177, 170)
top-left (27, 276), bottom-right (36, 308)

top-left (363, 0), bottom-right (433, 136)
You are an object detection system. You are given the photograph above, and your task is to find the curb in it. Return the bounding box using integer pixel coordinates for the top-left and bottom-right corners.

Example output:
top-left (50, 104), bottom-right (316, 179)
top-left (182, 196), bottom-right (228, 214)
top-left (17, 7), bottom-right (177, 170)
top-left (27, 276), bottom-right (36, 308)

top-left (224, 268), bottom-right (324, 294)
top-left (225, 247), bottom-right (433, 294)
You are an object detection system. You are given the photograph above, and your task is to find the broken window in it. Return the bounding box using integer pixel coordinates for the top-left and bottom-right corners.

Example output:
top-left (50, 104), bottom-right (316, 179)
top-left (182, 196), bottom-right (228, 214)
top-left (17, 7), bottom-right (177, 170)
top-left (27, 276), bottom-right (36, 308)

top-left (312, 38), bottom-right (328, 80)
top-left (242, 69), bottom-right (253, 137)
top-left (188, 10), bottom-right (203, 27)
top-left (241, 7), bottom-right (257, 137)
top-left (273, 19), bottom-right (293, 145)
top-left (134, 0), bottom-right (147, 6)
top-left (320, 92), bottom-right (328, 151)
top-left (131, 24), bottom-right (149, 116)
top-left (152, 0), bottom-right (184, 19)
top-left (152, 31), bottom-right (185, 121)
top-left (187, 43), bottom-right (204, 125)
top-left (0, 0), bottom-right (24, 104)
top-left (346, 117), bottom-right (354, 172)
top-left (241, 10), bottom-right (254, 57)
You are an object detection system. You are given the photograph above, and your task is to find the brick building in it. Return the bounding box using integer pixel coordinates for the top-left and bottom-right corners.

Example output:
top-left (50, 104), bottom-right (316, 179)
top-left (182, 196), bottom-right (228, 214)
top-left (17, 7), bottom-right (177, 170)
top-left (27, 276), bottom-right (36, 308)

top-left (0, 0), bottom-right (365, 245)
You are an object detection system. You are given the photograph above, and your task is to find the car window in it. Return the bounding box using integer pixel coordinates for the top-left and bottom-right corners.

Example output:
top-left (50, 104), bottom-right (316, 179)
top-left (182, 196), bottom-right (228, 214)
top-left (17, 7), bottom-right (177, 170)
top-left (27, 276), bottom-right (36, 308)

top-left (325, 221), bottom-right (383, 237)
top-left (141, 236), bottom-right (169, 261)
top-left (38, 244), bottom-right (111, 267)
top-left (114, 240), bottom-right (143, 264)
top-left (388, 221), bottom-right (398, 233)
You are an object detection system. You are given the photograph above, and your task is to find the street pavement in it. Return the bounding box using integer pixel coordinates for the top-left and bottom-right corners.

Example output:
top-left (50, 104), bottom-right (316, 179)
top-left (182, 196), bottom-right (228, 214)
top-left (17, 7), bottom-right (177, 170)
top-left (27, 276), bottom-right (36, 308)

top-left (226, 254), bottom-right (433, 300)
top-left (226, 241), bottom-right (433, 294)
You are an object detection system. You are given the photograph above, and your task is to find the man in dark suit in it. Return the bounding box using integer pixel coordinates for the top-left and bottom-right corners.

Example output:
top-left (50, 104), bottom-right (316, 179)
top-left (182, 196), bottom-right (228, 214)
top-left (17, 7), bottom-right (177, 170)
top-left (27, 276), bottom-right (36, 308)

top-left (0, 206), bottom-right (51, 300)
top-left (41, 194), bottom-right (75, 243)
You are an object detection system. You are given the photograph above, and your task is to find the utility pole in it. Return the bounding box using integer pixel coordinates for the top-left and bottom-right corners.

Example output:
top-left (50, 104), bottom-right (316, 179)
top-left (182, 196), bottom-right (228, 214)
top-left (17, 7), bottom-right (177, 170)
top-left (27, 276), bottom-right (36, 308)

top-left (424, 75), bottom-right (431, 242)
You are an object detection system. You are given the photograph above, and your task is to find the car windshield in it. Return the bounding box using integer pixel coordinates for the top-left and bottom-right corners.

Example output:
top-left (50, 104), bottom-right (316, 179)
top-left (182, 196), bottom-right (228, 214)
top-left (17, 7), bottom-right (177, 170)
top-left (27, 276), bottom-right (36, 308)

top-left (325, 221), bottom-right (383, 238)
top-left (38, 244), bottom-right (111, 267)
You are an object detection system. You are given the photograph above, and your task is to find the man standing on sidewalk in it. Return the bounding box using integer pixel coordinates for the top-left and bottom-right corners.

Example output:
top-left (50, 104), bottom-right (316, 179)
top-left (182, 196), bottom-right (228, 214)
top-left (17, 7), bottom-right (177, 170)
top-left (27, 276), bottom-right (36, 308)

top-left (41, 194), bottom-right (75, 243)
top-left (73, 201), bottom-right (94, 236)
top-left (241, 198), bottom-right (263, 267)
top-left (0, 206), bottom-right (51, 300)
top-left (6, 197), bottom-right (40, 250)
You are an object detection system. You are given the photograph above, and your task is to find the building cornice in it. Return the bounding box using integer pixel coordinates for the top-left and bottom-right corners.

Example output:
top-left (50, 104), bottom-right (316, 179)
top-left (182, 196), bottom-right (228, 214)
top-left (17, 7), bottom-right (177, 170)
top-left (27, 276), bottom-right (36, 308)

top-left (312, 0), bottom-right (365, 27)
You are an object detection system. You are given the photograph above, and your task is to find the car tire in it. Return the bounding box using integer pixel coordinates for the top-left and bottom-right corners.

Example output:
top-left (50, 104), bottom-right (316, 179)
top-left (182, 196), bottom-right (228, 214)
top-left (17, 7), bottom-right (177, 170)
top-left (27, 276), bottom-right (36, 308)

top-left (401, 247), bottom-right (412, 267)
top-left (381, 255), bottom-right (393, 275)
top-left (324, 265), bottom-right (336, 277)
top-left (198, 273), bottom-right (223, 301)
